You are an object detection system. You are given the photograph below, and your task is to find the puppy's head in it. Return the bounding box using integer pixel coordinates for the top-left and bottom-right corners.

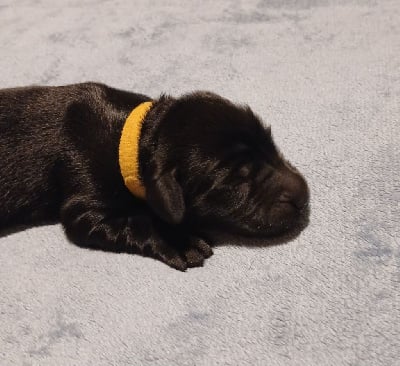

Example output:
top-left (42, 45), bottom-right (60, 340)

top-left (143, 92), bottom-right (309, 236)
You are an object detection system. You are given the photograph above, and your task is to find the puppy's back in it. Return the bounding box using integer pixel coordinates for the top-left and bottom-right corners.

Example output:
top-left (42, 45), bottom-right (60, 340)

top-left (0, 86), bottom-right (62, 225)
top-left (0, 82), bottom-right (147, 227)
top-left (0, 85), bottom-right (80, 226)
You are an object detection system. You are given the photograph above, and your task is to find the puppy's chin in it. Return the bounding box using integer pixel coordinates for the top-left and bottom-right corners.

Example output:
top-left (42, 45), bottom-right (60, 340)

top-left (204, 206), bottom-right (310, 249)
top-left (225, 203), bottom-right (310, 239)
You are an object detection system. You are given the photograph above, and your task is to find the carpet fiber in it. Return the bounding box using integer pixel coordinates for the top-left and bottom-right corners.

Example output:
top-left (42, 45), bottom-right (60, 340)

top-left (1, 1), bottom-right (399, 365)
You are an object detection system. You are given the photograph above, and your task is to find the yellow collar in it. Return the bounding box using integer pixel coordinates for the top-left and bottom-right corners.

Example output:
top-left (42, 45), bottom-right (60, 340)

top-left (119, 101), bottom-right (153, 199)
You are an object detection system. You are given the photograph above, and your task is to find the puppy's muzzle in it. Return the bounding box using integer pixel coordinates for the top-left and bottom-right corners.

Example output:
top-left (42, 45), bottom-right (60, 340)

top-left (277, 167), bottom-right (309, 212)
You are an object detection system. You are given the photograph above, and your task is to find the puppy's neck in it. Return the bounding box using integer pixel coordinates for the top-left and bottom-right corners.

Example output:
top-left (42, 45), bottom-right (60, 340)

top-left (119, 101), bottom-right (153, 199)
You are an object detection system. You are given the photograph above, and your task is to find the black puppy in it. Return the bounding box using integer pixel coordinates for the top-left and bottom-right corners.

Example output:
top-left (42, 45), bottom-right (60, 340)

top-left (0, 82), bottom-right (308, 270)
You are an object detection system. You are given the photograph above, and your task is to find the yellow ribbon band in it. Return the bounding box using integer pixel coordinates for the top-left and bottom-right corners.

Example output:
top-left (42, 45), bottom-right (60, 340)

top-left (119, 101), bottom-right (153, 200)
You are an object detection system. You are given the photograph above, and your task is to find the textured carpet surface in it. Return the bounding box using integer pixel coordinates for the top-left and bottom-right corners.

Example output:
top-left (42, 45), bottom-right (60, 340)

top-left (1, 1), bottom-right (399, 365)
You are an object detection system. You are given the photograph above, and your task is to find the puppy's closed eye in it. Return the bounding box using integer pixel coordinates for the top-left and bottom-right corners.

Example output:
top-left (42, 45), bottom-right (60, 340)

top-left (238, 163), bottom-right (251, 178)
top-left (232, 142), bottom-right (250, 154)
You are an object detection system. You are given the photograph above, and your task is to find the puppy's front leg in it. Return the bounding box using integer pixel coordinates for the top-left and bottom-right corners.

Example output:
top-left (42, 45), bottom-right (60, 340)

top-left (60, 194), bottom-right (188, 270)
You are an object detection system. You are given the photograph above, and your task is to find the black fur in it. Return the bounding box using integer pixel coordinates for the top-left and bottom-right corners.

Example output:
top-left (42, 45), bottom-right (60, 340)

top-left (0, 82), bottom-right (309, 270)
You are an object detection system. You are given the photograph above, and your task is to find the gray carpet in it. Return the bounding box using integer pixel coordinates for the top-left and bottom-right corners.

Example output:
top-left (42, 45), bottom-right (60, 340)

top-left (1, 0), bottom-right (399, 365)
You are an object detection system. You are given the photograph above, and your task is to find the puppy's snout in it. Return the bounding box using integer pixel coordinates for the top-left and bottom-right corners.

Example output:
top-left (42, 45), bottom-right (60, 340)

top-left (278, 170), bottom-right (309, 210)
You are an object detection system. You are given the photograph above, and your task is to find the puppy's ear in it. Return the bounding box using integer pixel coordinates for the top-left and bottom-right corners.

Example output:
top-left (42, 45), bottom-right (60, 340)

top-left (146, 170), bottom-right (185, 224)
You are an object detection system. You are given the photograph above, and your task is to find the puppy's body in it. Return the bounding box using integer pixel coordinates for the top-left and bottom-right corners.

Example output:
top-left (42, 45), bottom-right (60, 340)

top-left (0, 83), bottom-right (145, 223)
top-left (0, 82), bottom-right (309, 270)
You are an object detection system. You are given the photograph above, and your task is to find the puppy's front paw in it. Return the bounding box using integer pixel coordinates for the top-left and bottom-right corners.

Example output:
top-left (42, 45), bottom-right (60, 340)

top-left (161, 253), bottom-right (188, 272)
top-left (182, 236), bottom-right (214, 268)
top-left (149, 239), bottom-right (188, 271)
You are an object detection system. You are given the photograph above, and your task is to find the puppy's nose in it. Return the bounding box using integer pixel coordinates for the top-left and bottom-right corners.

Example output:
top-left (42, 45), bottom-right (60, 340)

top-left (279, 172), bottom-right (309, 210)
